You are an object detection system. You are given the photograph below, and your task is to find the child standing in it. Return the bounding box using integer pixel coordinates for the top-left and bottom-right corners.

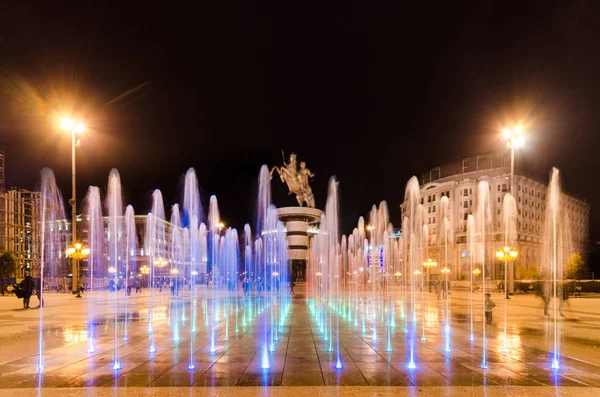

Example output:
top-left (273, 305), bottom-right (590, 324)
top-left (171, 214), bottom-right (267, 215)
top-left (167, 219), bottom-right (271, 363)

top-left (484, 292), bottom-right (496, 325)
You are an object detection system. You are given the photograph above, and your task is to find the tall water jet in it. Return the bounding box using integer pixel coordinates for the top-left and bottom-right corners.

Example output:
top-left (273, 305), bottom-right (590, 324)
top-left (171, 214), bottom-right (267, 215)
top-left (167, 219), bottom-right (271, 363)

top-left (467, 214), bottom-right (476, 342)
top-left (106, 169), bottom-right (124, 370)
top-left (439, 196), bottom-right (452, 353)
top-left (84, 186), bottom-right (104, 354)
top-left (188, 215), bottom-right (200, 370)
top-left (476, 181), bottom-right (491, 369)
top-left (169, 205), bottom-right (182, 342)
top-left (542, 168), bottom-right (571, 370)
top-left (404, 176), bottom-right (422, 369)
top-left (145, 189), bottom-right (166, 353)
top-left (36, 168), bottom-right (67, 373)
top-left (207, 195), bottom-right (220, 353)
top-left (183, 168), bottom-right (203, 228)
top-left (257, 165), bottom-right (272, 234)
top-left (124, 205), bottom-right (137, 342)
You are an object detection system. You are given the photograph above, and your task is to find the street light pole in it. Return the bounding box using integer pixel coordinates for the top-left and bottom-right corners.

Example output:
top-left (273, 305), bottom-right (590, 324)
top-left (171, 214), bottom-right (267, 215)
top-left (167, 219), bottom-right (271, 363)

top-left (61, 117), bottom-right (86, 297)
top-left (502, 125), bottom-right (524, 295)
top-left (70, 125), bottom-right (78, 296)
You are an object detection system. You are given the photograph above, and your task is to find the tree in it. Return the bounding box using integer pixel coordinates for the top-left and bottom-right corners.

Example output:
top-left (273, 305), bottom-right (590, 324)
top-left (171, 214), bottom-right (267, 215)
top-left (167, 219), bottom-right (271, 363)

top-left (565, 252), bottom-right (588, 280)
top-left (0, 251), bottom-right (17, 296)
top-left (518, 263), bottom-right (541, 280)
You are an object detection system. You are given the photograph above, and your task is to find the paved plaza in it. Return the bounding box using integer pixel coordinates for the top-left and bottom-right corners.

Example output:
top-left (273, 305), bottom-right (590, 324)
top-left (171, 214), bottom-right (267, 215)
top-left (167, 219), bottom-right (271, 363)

top-left (0, 283), bottom-right (599, 394)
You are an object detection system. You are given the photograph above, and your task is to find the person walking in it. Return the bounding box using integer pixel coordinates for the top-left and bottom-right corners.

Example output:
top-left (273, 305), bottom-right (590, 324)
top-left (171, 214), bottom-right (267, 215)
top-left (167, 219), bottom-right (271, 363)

top-left (20, 274), bottom-right (34, 309)
top-left (35, 277), bottom-right (44, 308)
top-left (291, 281), bottom-right (295, 295)
top-left (484, 292), bottom-right (496, 325)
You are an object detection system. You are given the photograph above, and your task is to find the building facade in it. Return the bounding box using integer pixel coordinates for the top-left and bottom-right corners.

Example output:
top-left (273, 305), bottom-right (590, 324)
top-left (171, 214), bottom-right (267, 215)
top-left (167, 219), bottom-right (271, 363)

top-left (405, 153), bottom-right (590, 285)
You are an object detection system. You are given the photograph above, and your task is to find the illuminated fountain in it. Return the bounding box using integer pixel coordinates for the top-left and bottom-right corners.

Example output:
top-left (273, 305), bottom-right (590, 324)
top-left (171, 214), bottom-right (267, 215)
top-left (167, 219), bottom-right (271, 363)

top-left (543, 167), bottom-right (570, 370)
top-left (106, 169), bottom-right (123, 370)
top-left (37, 168), bottom-right (67, 373)
top-left (84, 186), bottom-right (103, 355)
top-left (476, 180), bottom-right (491, 369)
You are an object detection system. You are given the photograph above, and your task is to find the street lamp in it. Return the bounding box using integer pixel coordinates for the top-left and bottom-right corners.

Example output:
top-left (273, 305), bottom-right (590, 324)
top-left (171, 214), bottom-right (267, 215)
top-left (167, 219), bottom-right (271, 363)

top-left (496, 246), bottom-right (518, 298)
top-left (66, 242), bottom-right (90, 298)
top-left (472, 268), bottom-right (481, 289)
top-left (423, 258), bottom-right (437, 292)
top-left (61, 116), bottom-right (86, 297)
top-left (502, 125), bottom-right (525, 196)
top-left (108, 266), bottom-right (116, 274)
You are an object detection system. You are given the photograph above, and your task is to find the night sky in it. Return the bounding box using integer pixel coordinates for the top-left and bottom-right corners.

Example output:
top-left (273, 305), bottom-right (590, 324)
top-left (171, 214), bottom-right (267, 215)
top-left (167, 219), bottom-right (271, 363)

top-left (0, 1), bottom-right (598, 242)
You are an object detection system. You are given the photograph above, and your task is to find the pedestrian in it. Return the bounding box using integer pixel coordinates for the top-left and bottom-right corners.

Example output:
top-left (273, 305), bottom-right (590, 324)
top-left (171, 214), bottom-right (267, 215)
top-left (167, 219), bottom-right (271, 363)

top-left (20, 273), bottom-right (34, 309)
top-left (484, 292), bottom-right (495, 325)
top-left (435, 280), bottom-right (441, 300)
top-left (291, 281), bottom-right (295, 295)
top-left (35, 277), bottom-right (44, 308)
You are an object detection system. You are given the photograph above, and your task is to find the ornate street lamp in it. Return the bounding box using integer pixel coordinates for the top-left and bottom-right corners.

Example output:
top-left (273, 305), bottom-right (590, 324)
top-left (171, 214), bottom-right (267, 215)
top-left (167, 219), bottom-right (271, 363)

top-left (66, 242), bottom-right (90, 298)
top-left (496, 246), bottom-right (518, 298)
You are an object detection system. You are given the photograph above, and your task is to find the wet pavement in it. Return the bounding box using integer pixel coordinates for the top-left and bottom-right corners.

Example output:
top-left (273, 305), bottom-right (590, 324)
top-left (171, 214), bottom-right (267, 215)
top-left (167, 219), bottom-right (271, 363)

top-left (0, 284), bottom-right (599, 389)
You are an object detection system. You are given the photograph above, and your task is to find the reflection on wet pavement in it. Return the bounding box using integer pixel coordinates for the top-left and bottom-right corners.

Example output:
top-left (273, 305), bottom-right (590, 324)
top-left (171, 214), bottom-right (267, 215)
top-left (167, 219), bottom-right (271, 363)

top-left (0, 286), bottom-right (599, 388)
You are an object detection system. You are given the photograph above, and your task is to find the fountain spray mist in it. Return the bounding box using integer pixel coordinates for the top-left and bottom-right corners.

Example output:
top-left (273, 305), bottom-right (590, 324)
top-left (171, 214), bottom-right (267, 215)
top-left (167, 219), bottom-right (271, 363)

top-left (37, 169), bottom-right (66, 373)
top-left (106, 169), bottom-right (124, 370)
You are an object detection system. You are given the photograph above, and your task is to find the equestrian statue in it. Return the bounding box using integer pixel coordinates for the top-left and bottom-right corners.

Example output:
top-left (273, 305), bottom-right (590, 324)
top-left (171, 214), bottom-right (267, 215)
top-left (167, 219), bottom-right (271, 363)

top-left (270, 151), bottom-right (316, 208)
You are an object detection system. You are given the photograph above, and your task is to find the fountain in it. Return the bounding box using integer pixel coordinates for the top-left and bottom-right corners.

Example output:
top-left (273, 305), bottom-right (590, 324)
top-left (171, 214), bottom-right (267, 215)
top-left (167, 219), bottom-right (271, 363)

top-left (476, 181), bottom-right (491, 369)
top-left (124, 205), bottom-right (137, 342)
top-left (543, 168), bottom-right (571, 370)
top-left (106, 169), bottom-right (124, 370)
top-left (84, 186), bottom-right (104, 354)
top-left (37, 168), bottom-right (67, 373)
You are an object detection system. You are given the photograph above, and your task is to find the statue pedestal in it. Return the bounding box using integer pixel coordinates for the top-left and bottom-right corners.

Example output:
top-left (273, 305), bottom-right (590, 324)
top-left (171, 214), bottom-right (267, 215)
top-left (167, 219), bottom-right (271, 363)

top-left (276, 206), bottom-right (322, 265)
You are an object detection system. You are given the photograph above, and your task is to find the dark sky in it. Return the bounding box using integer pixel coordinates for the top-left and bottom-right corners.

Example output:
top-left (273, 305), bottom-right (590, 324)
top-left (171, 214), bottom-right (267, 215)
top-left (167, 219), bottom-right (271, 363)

top-left (0, 1), bottom-right (598, 241)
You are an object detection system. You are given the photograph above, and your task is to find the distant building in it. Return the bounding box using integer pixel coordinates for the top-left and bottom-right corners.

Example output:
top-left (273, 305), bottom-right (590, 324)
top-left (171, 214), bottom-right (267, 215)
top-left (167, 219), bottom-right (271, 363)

top-left (402, 153), bottom-right (590, 282)
top-left (0, 152), bottom-right (42, 277)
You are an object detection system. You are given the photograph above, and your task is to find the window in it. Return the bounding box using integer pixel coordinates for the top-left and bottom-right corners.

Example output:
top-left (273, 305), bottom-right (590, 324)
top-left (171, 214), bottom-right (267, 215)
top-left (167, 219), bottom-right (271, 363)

top-left (433, 205), bottom-right (436, 213)
top-left (469, 200), bottom-right (472, 206)
top-left (446, 191), bottom-right (450, 197)
top-left (428, 206), bottom-right (431, 213)
top-left (518, 185), bottom-right (521, 191)
top-left (498, 209), bottom-right (501, 215)
top-left (433, 194), bottom-right (436, 201)
top-left (470, 188), bottom-right (472, 194)
top-left (498, 197), bottom-right (501, 203)
top-left (524, 187), bottom-right (528, 194)
top-left (464, 201), bottom-right (468, 208)
top-left (433, 217), bottom-right (436, 224)
top-left (463, 189), bottom-right (468, 196)
top-left (428, 195), bottom-right (431, 203)
top-left (497, 185), bottom-right (500, 191)
top-left (463, 213), bottom-right (468, 220)
top-left (519, 198), bottom-right (521, 203)
top-left (502, 184), bottom-right (507, 192)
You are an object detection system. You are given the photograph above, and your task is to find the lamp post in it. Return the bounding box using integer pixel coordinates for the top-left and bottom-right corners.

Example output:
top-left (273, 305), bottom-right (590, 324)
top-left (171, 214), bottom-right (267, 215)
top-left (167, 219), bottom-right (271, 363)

top-left (66, 243), bottom-right (90, 298)
top-left (496, 246), bottom-right (518, 299)
top-left (61, 117), bottom-right (86, 297)
top-left (502, 125), bottom-right (525, 196)
top-left (423, 258), bottom-right (437, 292)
